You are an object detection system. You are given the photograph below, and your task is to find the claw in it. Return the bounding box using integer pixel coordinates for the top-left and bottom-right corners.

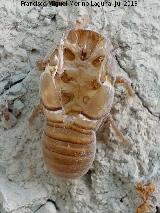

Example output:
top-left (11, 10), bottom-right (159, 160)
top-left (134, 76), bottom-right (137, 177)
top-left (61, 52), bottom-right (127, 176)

top-left (115, 76), bottom-right (135, 97)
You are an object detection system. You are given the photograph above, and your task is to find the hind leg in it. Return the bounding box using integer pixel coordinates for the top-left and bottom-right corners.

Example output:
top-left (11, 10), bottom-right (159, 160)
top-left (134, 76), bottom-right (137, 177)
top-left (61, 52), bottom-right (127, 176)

top-left (98, 74), bottom-right (134, 146)
top-left (107, 115), bottom-right (131, 146)
top-left (97, 114), bottom-right (132, 147)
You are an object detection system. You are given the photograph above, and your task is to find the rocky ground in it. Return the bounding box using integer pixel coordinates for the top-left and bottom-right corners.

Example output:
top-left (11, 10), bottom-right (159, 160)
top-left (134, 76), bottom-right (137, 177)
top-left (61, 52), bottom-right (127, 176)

top-left (0, 0), bottom-right (160, 213)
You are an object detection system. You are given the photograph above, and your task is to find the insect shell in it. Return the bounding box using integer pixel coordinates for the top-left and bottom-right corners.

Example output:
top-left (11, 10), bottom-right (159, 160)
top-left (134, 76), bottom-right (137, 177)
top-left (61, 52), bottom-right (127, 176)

top-left (39, 27), bottom-right (116, 179)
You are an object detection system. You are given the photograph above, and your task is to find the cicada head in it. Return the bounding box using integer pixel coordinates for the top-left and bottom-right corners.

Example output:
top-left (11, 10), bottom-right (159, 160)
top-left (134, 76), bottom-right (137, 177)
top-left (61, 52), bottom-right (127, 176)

top-left (53, 29), bottom-right (114, 120)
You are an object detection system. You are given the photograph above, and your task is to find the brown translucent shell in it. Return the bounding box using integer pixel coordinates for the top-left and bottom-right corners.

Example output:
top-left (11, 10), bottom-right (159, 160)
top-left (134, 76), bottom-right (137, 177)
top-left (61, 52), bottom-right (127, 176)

top-left (40, 72), bottom-right (61, 111)
top-left (39, 29), bottom-right (114, 179)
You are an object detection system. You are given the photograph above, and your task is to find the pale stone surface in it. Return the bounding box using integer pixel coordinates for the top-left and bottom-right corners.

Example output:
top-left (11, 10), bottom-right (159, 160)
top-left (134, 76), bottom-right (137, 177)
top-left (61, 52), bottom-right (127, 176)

top-left (7, 83), bottom-right (26, 96)
top-left (11, 73), bottom-right (27, 84)
top-left (0, 81), bottom-right (9, 95)
top-left (13, 99), bottom-right (25, 116)
top-left (36, 202), bottom-right (57, 213)
top-left (0, 177), bottom-right (48, 213)
top-left (0, 0), bottom-right (160, 213)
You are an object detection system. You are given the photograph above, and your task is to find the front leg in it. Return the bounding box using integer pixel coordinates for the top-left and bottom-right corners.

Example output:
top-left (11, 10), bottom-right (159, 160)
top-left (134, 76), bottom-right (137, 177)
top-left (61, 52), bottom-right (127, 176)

top-left (115, 76), bottom-right (135, 97)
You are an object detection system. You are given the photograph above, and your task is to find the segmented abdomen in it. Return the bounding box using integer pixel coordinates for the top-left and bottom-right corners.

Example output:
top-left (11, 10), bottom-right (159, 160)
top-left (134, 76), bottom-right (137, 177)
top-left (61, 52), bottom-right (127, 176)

top-left (42, 120), bottom-right (96, 179)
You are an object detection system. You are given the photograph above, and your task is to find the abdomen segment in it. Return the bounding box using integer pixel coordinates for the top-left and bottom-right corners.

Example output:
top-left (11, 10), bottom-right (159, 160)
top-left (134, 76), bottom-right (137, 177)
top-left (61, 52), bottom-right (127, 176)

top-left (42, 122), bottom-right (96, 179)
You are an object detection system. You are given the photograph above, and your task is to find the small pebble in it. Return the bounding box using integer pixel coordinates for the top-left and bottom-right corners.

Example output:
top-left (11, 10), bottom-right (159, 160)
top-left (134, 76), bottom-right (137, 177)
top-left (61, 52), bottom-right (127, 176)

top-left (43, 18), bottom-right (51, 25)
top-left (0, 105), bottom-right (17, 129)
top-left (13, 100), bottom-right (24, 117)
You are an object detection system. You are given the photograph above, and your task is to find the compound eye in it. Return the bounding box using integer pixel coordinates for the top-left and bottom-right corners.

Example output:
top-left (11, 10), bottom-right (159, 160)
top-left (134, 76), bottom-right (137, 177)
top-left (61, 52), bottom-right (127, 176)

top-left (64, 48), bottom-right (75, 61)
top-left (92, 55), bottom-right (105, 68)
